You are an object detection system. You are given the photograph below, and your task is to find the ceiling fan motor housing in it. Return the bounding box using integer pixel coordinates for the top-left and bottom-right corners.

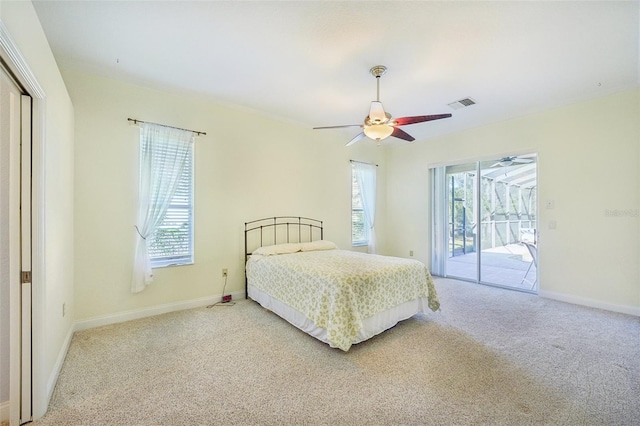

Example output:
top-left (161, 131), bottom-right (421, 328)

top-left (370, 65), bottom-right (388, 78)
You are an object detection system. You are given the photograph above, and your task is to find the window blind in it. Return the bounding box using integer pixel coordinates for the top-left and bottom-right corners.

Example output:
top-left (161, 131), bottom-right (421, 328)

top-left (351, 166), bottom-right (369, 245)
top-left (145, 138), bottom-right (194, 267)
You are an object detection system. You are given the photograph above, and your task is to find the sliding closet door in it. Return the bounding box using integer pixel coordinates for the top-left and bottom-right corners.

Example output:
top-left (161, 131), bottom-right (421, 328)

top-left (0, 62), bottom-right (32, 424)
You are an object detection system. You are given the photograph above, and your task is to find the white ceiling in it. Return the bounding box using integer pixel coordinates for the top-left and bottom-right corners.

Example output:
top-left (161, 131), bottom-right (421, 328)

top-left (33, 1), bottom-right (639, 144)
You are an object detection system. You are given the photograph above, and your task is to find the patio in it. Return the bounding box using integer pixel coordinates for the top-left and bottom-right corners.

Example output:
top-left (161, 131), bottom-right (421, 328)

top-left (446, 243), bottom-right (537, 291)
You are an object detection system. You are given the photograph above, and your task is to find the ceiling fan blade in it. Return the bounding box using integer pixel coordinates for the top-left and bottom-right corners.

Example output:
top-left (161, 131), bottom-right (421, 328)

top-left (345, 132), bottom-right (366, 147)
top-left (512, 158), bottom-right (534, 164)
top-left (390, 127), bottom-right (415, 142)
top-left (394, 114), bottom-right (452, 126)
top-left (492, 156), bottom-right (534, 167)
top-left (313, 124), bottom-right (362, 130)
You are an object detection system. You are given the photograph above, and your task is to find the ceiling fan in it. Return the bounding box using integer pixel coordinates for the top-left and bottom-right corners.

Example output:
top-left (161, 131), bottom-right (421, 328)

top-left (490, 156), bottom-right (534, 168)
top-left (313, 65), bottom-right (452, 146)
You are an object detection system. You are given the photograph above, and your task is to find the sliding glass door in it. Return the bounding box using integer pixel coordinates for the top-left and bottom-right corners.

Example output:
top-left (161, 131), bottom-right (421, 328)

top-left (434, 155), bottom-right (537, 292)
top-left (443, 163), bottom-right (477, 281)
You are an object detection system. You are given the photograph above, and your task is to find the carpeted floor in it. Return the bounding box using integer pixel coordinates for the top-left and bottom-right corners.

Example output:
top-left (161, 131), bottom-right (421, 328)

top-left (34, 278), bottom-right (640, 425)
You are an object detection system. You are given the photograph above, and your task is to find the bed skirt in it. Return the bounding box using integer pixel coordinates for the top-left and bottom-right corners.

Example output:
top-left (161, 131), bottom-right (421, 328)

top-left (248, 284), bottom-right (432, 350)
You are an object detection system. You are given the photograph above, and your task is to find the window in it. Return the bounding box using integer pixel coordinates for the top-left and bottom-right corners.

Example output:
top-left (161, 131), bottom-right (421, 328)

top-left (351, 162), bottom-right (376, 250)
top-left (352, 169), bottom-right (368, 246)
top-left (147, 143), bottom-right (194, 267)
top-left (132, 122), bottom-right (195, 291)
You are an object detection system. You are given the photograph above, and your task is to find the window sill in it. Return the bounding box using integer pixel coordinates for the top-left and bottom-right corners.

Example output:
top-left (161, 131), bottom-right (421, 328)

top-left (352, 242), bottom-right (368, 248)
top-left (151, 261), bottom-right (194, 269)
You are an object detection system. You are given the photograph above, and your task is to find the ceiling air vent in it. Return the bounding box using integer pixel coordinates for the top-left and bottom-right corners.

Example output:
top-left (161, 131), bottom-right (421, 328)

top-left (448, 97), bottom-right (477, 110)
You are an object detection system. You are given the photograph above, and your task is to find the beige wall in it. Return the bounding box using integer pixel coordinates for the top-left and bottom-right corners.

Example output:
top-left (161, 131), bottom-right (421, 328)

top-left (385, 88), bottom-right (640, 314)
top-left (61, 66), bottom-right (640, 322)
top-left (0, 0), bottom-right (75, 418)
top-left (64, 67), bottom-right (386, 322)
top-left (0, 2), bottom-right (635, 421)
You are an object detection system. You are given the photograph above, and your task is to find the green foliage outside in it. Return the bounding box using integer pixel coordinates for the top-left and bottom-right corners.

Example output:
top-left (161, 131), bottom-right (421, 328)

top-left (149, 223), bottom-right (189, 257)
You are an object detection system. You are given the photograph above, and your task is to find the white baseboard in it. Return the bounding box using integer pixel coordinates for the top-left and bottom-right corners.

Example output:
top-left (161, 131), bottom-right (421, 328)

top-left (46, 324), bottom-right (75, 410)
top-left (0, 400), bottom-right (8, 422)
top-left (539, 290), bottom-right (640, 317)
top-left (74, 291), bottom-right (246, 332)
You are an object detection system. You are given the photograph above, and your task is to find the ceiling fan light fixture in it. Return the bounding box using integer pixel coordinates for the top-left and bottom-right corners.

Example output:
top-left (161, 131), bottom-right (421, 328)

top-left (369, 101), bottom-right (387, 124)
top-left (364, 124), bottom-right (394, 141)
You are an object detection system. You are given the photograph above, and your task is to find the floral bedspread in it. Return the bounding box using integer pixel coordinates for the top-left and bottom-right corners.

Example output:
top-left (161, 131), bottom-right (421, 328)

top-left (246, 249), bottom-right (440, 351)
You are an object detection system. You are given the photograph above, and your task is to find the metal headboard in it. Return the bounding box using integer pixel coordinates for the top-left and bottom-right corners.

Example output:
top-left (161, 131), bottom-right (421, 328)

top-left (244, 216), bottom-right (324, 298)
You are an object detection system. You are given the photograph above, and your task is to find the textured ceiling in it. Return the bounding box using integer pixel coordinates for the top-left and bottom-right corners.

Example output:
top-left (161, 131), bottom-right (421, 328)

top-left (33, 1), bottom-right (639, 144)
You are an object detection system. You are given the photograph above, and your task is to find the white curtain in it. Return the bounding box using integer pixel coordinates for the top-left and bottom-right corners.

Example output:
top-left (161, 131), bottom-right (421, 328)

top-left (430, 167), bottom-right (447, 276)
top-left (353, 162), bottom-right (377, 254)
top-left (131, 123), bottom-right (194, 293)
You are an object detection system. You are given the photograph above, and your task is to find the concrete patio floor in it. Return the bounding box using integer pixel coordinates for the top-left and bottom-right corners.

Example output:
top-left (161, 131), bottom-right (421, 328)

top-left (445, 243), bottom-right (537, 291)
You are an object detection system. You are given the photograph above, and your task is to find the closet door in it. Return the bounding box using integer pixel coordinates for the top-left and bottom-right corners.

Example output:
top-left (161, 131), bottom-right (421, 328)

top-left (0, 63), bottom-right (32, 425)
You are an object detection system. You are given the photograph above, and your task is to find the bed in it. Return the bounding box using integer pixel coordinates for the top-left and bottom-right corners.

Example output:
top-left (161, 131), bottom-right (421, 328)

top-left (244, 217), bottom-right (440, 351)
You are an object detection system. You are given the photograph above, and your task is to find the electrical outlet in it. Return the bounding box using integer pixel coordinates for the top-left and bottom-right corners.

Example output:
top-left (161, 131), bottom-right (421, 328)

top-left (409, 250), bottom-right (414, 257)
top-left (222, 268), bottom-right (228, 277)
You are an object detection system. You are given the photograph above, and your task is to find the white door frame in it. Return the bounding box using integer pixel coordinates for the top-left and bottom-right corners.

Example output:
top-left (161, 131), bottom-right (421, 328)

top-left (0, 20), bottom-right (46, 424)
top-left (20, 94), bottom-right (32, 423)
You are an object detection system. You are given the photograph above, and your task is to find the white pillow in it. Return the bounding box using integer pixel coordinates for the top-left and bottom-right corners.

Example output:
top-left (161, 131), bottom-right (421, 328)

top-left (252, 243), bottom-right (302, 256)
top-left (300, 240), bottom-right (338, 252)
